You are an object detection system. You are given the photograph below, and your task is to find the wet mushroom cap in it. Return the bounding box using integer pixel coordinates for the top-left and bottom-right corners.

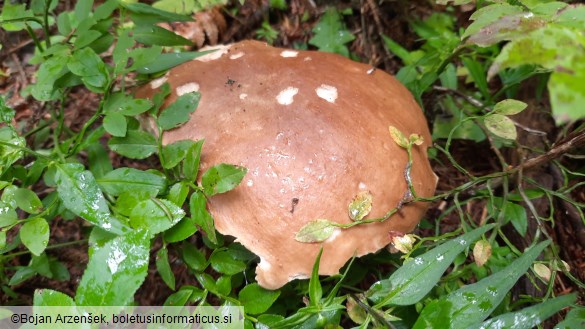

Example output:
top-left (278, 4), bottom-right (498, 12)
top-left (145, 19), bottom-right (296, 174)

top-left (136, 40), bottom-right (437, 289)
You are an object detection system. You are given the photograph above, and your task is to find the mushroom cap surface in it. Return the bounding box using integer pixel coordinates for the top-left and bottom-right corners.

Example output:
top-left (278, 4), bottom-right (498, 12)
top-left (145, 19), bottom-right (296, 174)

top-left (137, 40), bottom-right (437, 289)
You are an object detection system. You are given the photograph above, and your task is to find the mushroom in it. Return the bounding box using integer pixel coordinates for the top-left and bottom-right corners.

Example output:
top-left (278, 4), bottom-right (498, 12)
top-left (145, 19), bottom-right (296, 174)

top-left (136, 40), bottom-right (437, 289)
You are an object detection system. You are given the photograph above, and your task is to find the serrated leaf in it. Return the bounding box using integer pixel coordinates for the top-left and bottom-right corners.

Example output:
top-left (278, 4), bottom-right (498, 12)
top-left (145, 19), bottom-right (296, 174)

top-left (389, 125), bottom-right (409, 148)
top-left (158, 92), bottom-right (200, 131)
top-left (134, 25), bottom-right (192, 47)
top-left (108, 130), bottom-right (157, 159)
top-left (20, 218), bottom-right (49, 256)
top-left (162, 140), bottom-right (195, 169)
top-left (117, 98), bottom-right (153, 116)
top-left (190, 191), bottom-right (216, 244)
top-left (129, 198), bottom-right (185, 238)
top-left (103, 112), bottom-right (127, 137)
top-left (470, 294), bottom-right (576, 329)
top-left (295, 219), bottom-right (336, 243)
top-left (182, 241), bottom-right (207, 272)
top-left (239, 283), bottom-right (281, 315)
top-left (473, 240), bottom-right (492, 267)
top-left (413, 240), bottom-right (550, 329)
top-left (201, 163), bottom-right (247, 196)
top-left (33, 289), bottom-right (76, 306)
top-left (156, 247), bottom-right (175, 290)
top-left (164, 216), bottom-right (197, 243)
top-left (183, 140), bottom-right (204, 182)
top-left (209, 250), bottom-right (247, 275)
top-left (368, 224), bottom-right (496, 306)
top-left (348, 191), bottom-right (373, 221)
top-left (97, 167), bottom-right (166, 197)
top-left (167, 182), bottom-right (189, 207)
top-left (309, 8), bottom-right (355, 57)
top-left (76, 229), bottom-right (150, 306)
top-left (67, 47), bottom-right (109, 93)
top-left (484, 114), bottom-right (517, 140)
top-left (493, 99), bottom-right (527, 115)
top-left (54, 163), bottom-right (129, 235)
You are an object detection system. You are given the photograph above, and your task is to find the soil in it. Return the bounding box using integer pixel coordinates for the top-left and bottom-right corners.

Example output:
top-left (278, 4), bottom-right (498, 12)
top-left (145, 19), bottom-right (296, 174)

top-left (0, 0), bottom-right (583, 326)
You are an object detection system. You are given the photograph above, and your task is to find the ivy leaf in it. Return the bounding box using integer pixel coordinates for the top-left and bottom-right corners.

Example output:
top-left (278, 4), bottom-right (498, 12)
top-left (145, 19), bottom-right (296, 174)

top-left (108, 130), bottom-right (157, 159)
top-left (20, 218), bottom-right (50, 256)
top-left (76, 229), bottom-right (150, 306)
top-left (158, 92), bottom-right (200, 131)
top-left (484, 114), bottom-right (517, 140)
top-left (201, 163), bottom-right (247, 197)
top-left (348, 191), bottom-right (373, 221)
top-left (309, 8), bottom-right (355, 57)
top-left (295, 219), bottom-right (336, 243)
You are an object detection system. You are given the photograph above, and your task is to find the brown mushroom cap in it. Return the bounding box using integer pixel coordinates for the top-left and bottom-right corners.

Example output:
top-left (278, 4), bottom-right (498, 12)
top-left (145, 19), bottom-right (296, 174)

top-left (136, 40), bottom-right (437, 289)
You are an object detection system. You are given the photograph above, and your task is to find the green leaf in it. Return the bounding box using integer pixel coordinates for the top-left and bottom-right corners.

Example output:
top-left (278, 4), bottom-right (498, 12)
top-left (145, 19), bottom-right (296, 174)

top-left (103, 112), bottom-right (127, 137)
top-left (462, 57), bottom-right (490, 100)
top-left (74, 0), bottom-right (94, 22)
top-left (167, 182), bottom-right (190, 207)
top-left (309, 248), bottom-right (324, 306)
top-left (493, 99), bottom-right (528, 115)
top-left (190, 191), bottom-right (216, 244)
top-left (368, 224), bottom-right (496, 306)
top-left (76, 229), bottom-right (150, 306)
top-left (129, 198), bottom-right (185, 237)
top-left (554, 307), bottom-right (585, 329)
top-left (122, 2), bottom-right (193, 24)
top-left (156, 247), bottom-right (176, 290)
top-left (134, 25), bottom-right (192, 46)
top-left (97, 167), bottom-right (166, 197)
top-left (463, 3), bottom-right (525, 40)
top-left (470, 293), bottom-right (577, 329)
top-left (20, 218), bottom-right (49, 256)
top-left (309, 8), bottom-right (355, 57)
top-left (54, 163), bottom-right (130, 235)
top-left (0, 96), bottom-right (15, 124)
top-left (158, 92), bottom-right (200, 131)
top-left (239, 283), bottom-right (281, 315)
top-left (388, 125), bottom-right (409, 148)
top-left (0, 126), bottom-right (26, 176)
top-left (295, 219), bottom-right (336, 243)
top-left (87, 142), bottom-right (113, 179)
top-left (413, 240), bottom-right (550, 329)
top-left (484, 114), bottom-right (517, 140)
top-left (201, 163), bottom-right (247, 196)
top-left (182, 241), bottom-right (207, 272)
top-left (136, 50), bottom-right (217, 74)
top-left (33, 289), bottom-right (76, 306)
top-left (164, 216), bottom-right (197, 243)
top-left (67, 47), bottom-right (110, 93)
top-left (162, 140), bottom-right (195, 169)
top-left (209, 250), bottom-right (247, 275)
top-left (108, 130), bottom-right (157, 159)
top-left (117, 98), bottom-right (153, 116)
top-left (183, 140), bottom-right (204, 182)
top-left (0, 201), bottom-right (18, 227)
top-left (348, 191), bottom-right (373, 221)
top-left (488, 197), bottom-right (528, 237)
top-left (0, 231), bottom-right (6, 249)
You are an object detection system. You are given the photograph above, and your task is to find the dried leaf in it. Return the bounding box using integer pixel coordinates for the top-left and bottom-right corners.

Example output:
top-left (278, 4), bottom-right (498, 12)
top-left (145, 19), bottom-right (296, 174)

top-left (295, 219), bottom-right (336, 243)
top-left (533, 263), bottom-right (551, 282)
top-left (348, 191), bottom-right (373, 221)
top-left (473, 239), bottom-right (492, 267)
top-left (484, 113), bottom-right (517, 140)
top-left (389, 126), bottom-right (408, 148)
top-left (391, 234), bottom-right (416, 254)
top-left (409, 133), bottom-right (424, 146)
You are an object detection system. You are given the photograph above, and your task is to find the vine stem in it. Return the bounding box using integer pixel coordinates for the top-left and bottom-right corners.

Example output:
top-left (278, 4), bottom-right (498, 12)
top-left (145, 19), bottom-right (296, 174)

top-left (0, 239), bottom-right (89, 261)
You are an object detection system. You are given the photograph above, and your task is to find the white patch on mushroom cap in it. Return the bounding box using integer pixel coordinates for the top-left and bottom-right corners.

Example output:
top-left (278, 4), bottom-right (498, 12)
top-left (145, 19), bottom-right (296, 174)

top-left (150, 75), bottom-right (168, 89)
top-left (326, 228), bottom-right (342, 242)
top-left (195, 44), bottom-right (231, 62)
top-left (315, 84), bottom-right (338, 103)
top-left (230, 51), bottom-right (245, 59)
top-left (246, 179), bottom-right (254, 187)
top-left (276, 87), bottom-right (299, 105)
top-left (358, 182), bottom-right (368, 190)
top-left (176, 82), bottom-right (200, 96)
top-left (239, 93), bottom-right (248, 100)
top-left (280, 50), bottom-right (299, 58)
top-left (258, 257), bottom-right (271, 271)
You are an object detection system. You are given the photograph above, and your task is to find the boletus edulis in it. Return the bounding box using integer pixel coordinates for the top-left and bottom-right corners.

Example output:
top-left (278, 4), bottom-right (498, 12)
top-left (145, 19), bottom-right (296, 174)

top-left (136, 40), bottom-right (437, 289)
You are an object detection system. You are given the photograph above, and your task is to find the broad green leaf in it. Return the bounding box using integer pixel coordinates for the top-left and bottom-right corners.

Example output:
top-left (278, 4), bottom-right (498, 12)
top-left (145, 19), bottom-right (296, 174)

top-left (33, 289), bottom-right (76, 306)
top-left (164, 216), bottom-right (197, 243)
top-left (167, 182), bottom-right (190, 207)
top-left (162, 140), bottom-right (195, 169)
top-left (348, 191), bottom-right (373, 221)
top-left (196, 272), bottom-right (219, 295)
top-left (463, 3), bottom-right (525, 39)
top-left (67, 47), bottom-right (110, 93)
top-left (309, 8), bottom-right (355, 57)
top-left (382, 35), bottom-right (414, 65)
top-left (209, 250), bottom-right (247, 275)
top-left (158, 92), bottom-right (200, 131)
top-left (127, 46), bottom-right (163, 71)
top-left (201, 163), bottom-right (247, 196)
top-left (0, 96), bottom-right (15, 124)
top-left (76, 229), bottom-right (150, 306)
top-left (115, 190), bottom-right (151, 217)
top-left (493, 99), bottom-right (528, 115)
top-left (134, 25), bottom-right (192, 46)
top-left (108, 130), bottom-right (157, 159)
top-left (117, 98), bottom-right (153, 116)
top-left (295, 219), bottom-right (336, 243)
top-left (0, 126), bottom-right (26, 176)
top-left (97, 167), bottom-right (166, 197)
top-left (74, 0), bottom-right (94, 22)
top-left (103, 112), bottom-right (127, 137)
top-left (368, 224), bottom-right (496, 306)
top-left (190, 191), bottom-right (216, 244)
top-left (136, 50), bottom-right (217, 74)
top-left (488, 197), bottom-right (528, 237)
top-left (554, 307), bottom-right (585, 329)
top-left (413, 240), bottom-right (551, 329)
top-left (183, 140), bottom-right (204, 182)
top-left (8, 267), bottom-right (36, 286)
top-left (54, 163), bottom-right (129, 235)
top-left (122, 2), bottom-right (193, 24)
top-left (20, 218), bottom-right (49, 256)
top-left (130, 198), bottom-right (185, 237)
top-left (156, 247), bottom-right (176, 290)
top-left (182, 241), bottom-right (207, 272)
top-left (484, 114), bottom-right (517, 140)
top-left (309, 248), bottom-right (324, 306)
top-left (153, 0), bottom-right (196, 14)
top-left (549, 60), bottom-right (585, 124)
top-left (0, 201), bottom-right (18, 227)
top-left (239, 283), bottom-right (281, 315)
top-left (87, 142), bottom-right (113, 179)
